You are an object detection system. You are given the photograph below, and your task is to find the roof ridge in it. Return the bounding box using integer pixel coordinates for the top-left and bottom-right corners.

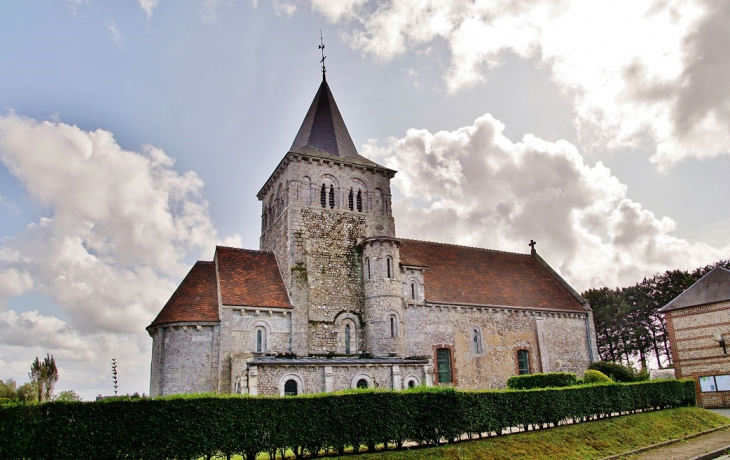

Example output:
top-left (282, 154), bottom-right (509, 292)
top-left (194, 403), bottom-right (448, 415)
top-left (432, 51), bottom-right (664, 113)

top-left (195, 260), bottom-right (214, 264)
top-left (216, 246), bottom-right (274, 255)
top-left (400, 238), bottom-right (530, 257)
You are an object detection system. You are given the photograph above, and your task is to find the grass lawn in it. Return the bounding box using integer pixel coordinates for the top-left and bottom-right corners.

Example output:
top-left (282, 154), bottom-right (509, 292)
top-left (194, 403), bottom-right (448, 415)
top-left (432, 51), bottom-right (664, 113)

top-left (350, 407), bottom-right (729, 460)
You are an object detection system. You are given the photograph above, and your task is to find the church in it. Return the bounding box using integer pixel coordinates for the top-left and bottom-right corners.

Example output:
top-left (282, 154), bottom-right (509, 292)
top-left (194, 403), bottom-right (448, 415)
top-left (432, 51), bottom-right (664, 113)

top-left (147, 64), bottom-right (599, 397)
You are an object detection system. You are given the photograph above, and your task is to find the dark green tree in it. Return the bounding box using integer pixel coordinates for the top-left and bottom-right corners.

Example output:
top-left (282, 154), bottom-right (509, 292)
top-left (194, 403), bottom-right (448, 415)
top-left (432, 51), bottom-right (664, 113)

top-left (29, 353), bottom-right (59, 402)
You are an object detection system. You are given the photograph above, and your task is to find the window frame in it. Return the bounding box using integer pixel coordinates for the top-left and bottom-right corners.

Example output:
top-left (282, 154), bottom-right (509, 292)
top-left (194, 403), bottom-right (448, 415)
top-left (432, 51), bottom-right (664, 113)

top-left (517, 349), bottom-right (530, 375)
top-left (436, 348), bottom-right (452, 383)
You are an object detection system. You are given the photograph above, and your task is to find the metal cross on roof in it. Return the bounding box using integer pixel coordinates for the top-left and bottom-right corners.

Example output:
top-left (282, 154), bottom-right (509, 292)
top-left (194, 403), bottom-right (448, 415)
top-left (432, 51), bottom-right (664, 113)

top-left (529, 239), bottom-right (537, 251)
top-left (318, 31), bottom-right (326, 78)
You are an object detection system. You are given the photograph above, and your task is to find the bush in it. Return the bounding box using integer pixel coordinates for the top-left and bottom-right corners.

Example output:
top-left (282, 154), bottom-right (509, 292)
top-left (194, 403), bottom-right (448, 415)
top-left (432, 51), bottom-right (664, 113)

top-left (507, 372), bottom-right (577, 390)
top-left (588, 361), bottom-right (636, 382)
top-left (583, 370), bottom-right (613, 384)
top-left (0, 379), bottom-right (695, 459)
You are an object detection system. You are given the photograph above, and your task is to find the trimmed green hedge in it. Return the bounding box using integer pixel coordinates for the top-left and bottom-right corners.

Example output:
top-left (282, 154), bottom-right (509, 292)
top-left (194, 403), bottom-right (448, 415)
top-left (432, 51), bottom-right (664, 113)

top-left (507, 372), bottom-right (577, 390)
top-left (584, 370), bottom-right (613, 384)
top-left (0, 379), bottom-right (695, 459)
top-left (589, 361), bottom-right (637, 382)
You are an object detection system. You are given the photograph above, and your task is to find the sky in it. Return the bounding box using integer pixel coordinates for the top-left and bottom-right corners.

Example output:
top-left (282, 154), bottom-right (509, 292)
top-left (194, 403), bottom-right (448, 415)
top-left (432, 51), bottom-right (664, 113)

top-left (0, 0), bottom-right (728, 400)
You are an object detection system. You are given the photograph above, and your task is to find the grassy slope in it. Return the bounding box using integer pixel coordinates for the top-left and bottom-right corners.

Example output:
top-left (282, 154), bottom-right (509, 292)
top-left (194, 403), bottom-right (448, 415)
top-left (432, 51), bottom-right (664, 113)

top-left (353, 408), bottom-right (729, 460)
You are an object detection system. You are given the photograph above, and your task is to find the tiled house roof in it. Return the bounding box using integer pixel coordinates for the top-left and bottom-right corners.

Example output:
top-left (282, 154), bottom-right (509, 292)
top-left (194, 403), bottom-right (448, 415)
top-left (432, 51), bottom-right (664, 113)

top-left (399, 239), bottom-right (585, 312)
top-left (149, 261), bottom-right (220, 327)
top-left (659, 266), bottom-right (730, 312)
top-left (147, 247), bottom-right (292, 328)
top-left (215, 246), bottom-right (293, 309)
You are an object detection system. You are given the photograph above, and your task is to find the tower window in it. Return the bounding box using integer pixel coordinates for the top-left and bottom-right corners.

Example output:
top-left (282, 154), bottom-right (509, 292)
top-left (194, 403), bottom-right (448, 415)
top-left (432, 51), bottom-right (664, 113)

top-left (329, 185), bottom-right (335, 208)
top-left (254, 327), bottom-right (266, 353)
top-left (284, 379), bottom-right (298, 396)
top-left (356, 190), bottom-right (362, 212)
top-left (386, 257), bottom-right (393, 278)
top-left (345, 324), bottom-right (351, 354)
top-left (517, 350), bottom-right (530, 375)
top-left (320, 184), bottom-right (326, 207)
top-left (390, 316), bottom-right (397, 337)
top-left (365, 258), bottom-right (370, 280)
top-left (348, 189), bottom-right (354, 211)
top-left (411, 282), bottom-right (416, 300)
top-left (436, 348), bottom-right (452, 383)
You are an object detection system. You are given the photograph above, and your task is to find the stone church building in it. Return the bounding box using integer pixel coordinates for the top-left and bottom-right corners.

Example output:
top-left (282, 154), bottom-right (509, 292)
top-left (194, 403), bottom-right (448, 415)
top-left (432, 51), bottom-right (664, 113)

top-left (147, 72), bottom-right (599, 397)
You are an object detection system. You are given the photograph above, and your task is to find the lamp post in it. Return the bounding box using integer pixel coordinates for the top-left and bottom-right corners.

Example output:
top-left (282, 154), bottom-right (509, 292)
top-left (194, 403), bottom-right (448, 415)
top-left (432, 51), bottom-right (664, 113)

top-left (715, 333), bottom-right (727, 355)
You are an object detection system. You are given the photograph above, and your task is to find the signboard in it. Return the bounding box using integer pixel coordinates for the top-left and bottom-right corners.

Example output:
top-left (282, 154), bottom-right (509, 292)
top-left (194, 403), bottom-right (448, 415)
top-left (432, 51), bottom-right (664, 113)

top-left (700, 376), bottom-right (717, 392)
top-left (716, 375), bottom-right (730, 391)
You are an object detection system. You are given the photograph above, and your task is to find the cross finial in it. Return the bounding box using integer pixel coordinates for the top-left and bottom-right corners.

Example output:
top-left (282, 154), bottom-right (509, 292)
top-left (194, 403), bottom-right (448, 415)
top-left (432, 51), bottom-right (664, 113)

top-left (529, 239), bottom-right (537, 254)
top-left (318, 30), bottom-right (326, 80)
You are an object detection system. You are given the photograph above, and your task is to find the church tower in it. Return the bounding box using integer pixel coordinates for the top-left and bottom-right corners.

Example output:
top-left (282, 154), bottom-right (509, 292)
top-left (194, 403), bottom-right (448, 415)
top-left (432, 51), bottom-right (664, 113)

top-left (257, 71), bottom-right (398, 357)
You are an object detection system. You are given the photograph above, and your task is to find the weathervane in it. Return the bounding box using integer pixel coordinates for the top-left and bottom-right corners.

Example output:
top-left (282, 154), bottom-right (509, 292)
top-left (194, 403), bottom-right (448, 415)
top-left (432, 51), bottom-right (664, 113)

top-left (319, 30), bottom-right (326, 79)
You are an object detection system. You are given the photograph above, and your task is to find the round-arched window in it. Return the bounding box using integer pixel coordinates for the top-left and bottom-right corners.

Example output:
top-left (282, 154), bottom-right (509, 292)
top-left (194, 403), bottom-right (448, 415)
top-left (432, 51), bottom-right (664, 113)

top-left (408, 380), bottom-right (415, 388)
top-left (284, 379), bottom-right (298, 396)
top-left (356, 379), bottom-right (368, 389)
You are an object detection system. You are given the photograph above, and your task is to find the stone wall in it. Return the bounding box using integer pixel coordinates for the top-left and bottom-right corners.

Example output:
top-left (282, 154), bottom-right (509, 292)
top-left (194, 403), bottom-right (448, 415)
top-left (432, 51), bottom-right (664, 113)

top-left (254, 363), bottom-right (427, 395)
top-left (666, 300), bottom-right (730, 378)
top-left (217, 308), bottom-right (292, 393)
top-left (403, 305), bottom-right (592, 389)
top-left (149, 324), bottom-right (219, 396)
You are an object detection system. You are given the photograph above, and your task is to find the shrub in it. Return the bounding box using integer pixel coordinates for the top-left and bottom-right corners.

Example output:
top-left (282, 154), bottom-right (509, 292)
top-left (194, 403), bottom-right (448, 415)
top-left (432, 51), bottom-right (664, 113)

top-left (0, 379), bottom-right (695, 459)
top-left (507, 372), bottom-right (577, 390)
top-left (583, 370), bottom-right (613, 384)
top-left (588, 361), bottom-right (636, 382)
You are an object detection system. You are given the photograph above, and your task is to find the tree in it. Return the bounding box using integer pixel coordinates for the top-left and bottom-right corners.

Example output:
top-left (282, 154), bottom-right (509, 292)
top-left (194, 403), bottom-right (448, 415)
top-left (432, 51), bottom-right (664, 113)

top-left (29, 353), bottom-right (59, 402)
top-left (54, 390), bottom-right (82, 402)
top-left (112, 358), bottom-right (119, 396)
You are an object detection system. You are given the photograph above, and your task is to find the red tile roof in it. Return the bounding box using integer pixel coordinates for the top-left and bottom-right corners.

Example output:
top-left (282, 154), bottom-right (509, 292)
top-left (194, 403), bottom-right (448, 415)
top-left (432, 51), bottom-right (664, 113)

top-left (216, 246), bottom-right (293, 309)
top-left (149, 261), bottom-right (220, 327)
top-left (399, 239), bottom-right (584, 312)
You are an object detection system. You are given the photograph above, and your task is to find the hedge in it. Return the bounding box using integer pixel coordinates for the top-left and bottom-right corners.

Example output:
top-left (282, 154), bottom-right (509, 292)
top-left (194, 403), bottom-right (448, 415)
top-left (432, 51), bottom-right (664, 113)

top-left (583, 370), bottom-right (613, 384)
top-left (0, 379), bottom-right (695, 459)
top-left (507, 372), bottom-right (577, 390)
top-left (588, 361), bottom-right (637, 382)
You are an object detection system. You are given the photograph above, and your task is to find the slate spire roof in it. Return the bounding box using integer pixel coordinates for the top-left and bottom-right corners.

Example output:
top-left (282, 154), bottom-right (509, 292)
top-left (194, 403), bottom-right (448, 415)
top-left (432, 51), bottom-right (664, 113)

top-left (289, 76), bottom-right (360, 158)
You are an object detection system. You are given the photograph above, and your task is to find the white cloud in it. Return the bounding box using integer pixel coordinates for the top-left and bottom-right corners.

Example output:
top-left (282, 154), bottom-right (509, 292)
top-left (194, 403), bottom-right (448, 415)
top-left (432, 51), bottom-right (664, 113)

top-left (303, 0), bottom-right (730, 168)
top-left (272, 0), bottom-right (297, 17)
top-left (138, 0), bottom-right (159, 18)
top-left (107, 20), bottom-right (123, 50)
top-left (364, 112), bottom-right (728, 291)
top-left (0, 113), bottom-right (240, 396)
top-left (201, 0), bottom-right (237, 22)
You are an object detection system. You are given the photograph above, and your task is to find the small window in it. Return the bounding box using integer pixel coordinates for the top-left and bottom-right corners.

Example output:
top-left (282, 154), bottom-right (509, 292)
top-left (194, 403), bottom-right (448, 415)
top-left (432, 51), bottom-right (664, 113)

top-left (328, 185), bottom-right (335, 208)
top-left (517, 350), bottom-right (530, 375)
top-left (348, 188), bottom-right (354, 211)
top-left (356, 190), bottom-right (362, 212)
top-left (356, 378), bottom-right (368, 389)
top-left (472, 329), bottom-right (482, 354)
top-left (284, 379), bottom-right (298, 396)
top-left (386, 257), bottom-right (392, 278)
top-left (390, 316), bottom-right (397, 338)
top-left (411, 282), bottom-right (416, 300)
top-left (365, 258), bottom-right (371, 280)
top-left (345, 324), bottom-right (351, 354)
top-left (408, 380), bottom-right (415, 388)
top-left (436, 348), bottom-right (452, 383)
top-left (254, 327), bottom-right (266, 353)
top-left (320, 184), bottom-right (326, 207)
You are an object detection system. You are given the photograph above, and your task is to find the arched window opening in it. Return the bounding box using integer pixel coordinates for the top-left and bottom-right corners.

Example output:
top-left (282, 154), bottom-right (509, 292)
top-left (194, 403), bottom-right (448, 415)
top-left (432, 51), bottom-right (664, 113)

top-left (386, 257), bottom-right (393, 278)
top-left (356, 378), bottom-right (368, 389)
top-left (436, 348), bottom-right (452, 383)
top-left (328, 185), bottom-right (335, 208)
top-left (472, 329), bottom-right (482, 354)
top-left (254, 327), bottom-right (266, 353)
top-left (345, 324), bottom-right (351, 354)
top-left (356, 190), bottom-right (362, 212)
top-left (408, 380), bottom-right (415, 388)
top-left (365, 258), bottom-right (370, 280)
top-left (284, 379), bottom-right (298, 396)
top-left (517, 350), bottom-right (530, 375)
top-left (348, 189), bottom-right (354, 211)
top-left (390, 316), bottom-right (397, 338)
top-left (320, 184), bottom-right (326, 207)
top-left (411, 282), bottom-right (416, 300)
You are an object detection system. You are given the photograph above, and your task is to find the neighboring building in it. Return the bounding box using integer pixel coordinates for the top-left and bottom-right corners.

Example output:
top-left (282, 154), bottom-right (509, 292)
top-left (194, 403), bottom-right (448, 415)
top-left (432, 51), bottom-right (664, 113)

top-left (147, 71), bottom-right (599, 397)
top-left (660, 266), bottom-right (730, 407)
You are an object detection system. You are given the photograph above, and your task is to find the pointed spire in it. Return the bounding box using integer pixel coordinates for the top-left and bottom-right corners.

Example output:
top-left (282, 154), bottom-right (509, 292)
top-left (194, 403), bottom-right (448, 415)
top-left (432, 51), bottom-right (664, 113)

top-left (289, 69), bottom-right (359, 157)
